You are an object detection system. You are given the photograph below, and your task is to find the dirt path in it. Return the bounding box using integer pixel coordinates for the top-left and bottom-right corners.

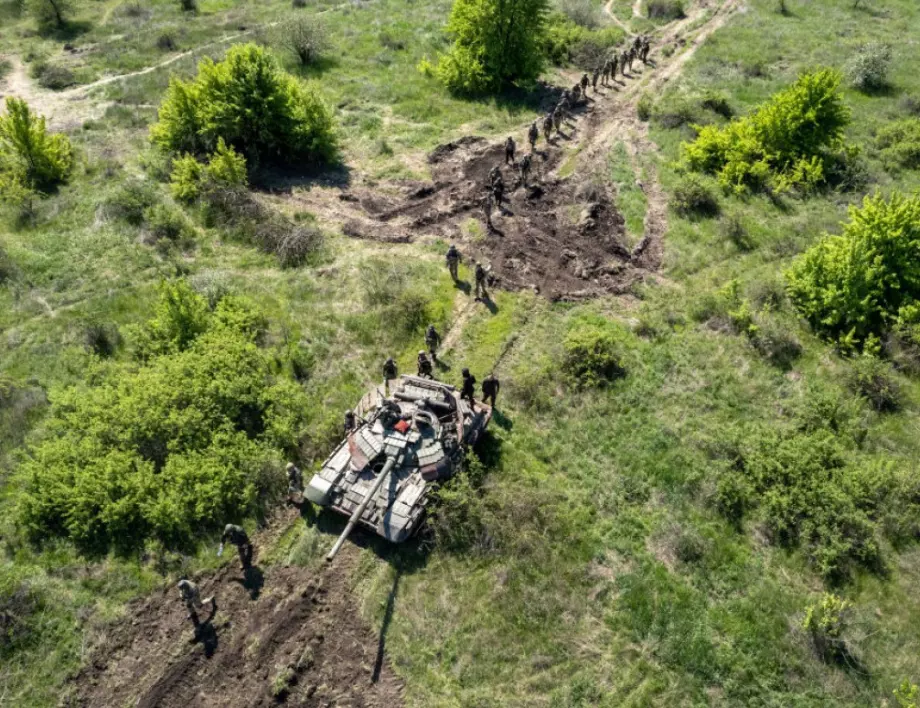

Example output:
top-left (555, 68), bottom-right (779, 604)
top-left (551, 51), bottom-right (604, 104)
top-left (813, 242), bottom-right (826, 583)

top-left (67, 516), bottom-right (403, 708)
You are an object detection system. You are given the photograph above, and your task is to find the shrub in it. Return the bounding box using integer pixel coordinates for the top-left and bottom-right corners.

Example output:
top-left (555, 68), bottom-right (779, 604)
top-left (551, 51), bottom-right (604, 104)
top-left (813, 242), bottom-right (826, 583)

top-left (0, 243), bottom-right (15, 283)
top-left (894, 681), bottom-right (919, 708)
top-left (559, 0), bottom-right (600, 29)
top-left (542, 14), bottom-right (621, 68)
top-left (681, 70), bottom-right (850, 194)
top-left (876, 119), bottom-right (920, 171)
top-left (83, 320), bottom-right (121, 357)
top-left (151, 43), bottom-right (337, 167)
top-left (900, 95), bottom-right (920, 117)
top-left (803, 593), bottom-right (851, 660)
top-left (434, 0), bottom-right (548, 94)
top-left (169, 154), bottom-right (204, 203)
top-left (275, 16), bottom-right (329, 67)
top-left (646, 0), bottom-right (684, 19)
top-left (171, 139), bottom-right (247, 203)
top-left (0, 97), bottom-right (74, 204)
top-left (670, 175), bottom-right (720, 218)
top-left (28, 0), bottom-right (72, 32)
top-left (786, 192), bottom-right (920, 349)
top-left (748, 314), bottom-right (802, 370)
top-left (846, 42), bottom-right (891, 93)
top-left (637, 93), bottom-right (652, 121)
top-left (428, 454), bottom-right (492, 554)
top-left (719, 211), bottom-right (754, 250)
top-left (32, 62), bottom-right (75, 90)
top-left (847, 355), bottom-right (900, 412)
top-left (378, 31), bottom-right (406, 51)
top-left (700, 91), bottom-right (733, 119)
top-left (292, 0), bottom-right (306, 6)
top-left (144, 203), bottom-right (193, 247)
top-left (561, 320), bottom-right (628, 388)
top-left (177, 0), bottom-right (196, 11)
top-left (156, 33), bottom-right (177, 51)
top-left (104, 179), bottom-right (157, 225)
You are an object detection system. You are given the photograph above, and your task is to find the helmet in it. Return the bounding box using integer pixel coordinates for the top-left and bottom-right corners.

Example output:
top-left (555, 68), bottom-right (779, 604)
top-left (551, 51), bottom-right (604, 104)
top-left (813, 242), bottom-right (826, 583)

top-left (285, 462), bottom-right (295, 471)
top-left (462, 368), bottom-right (470, 376)
top-left (346, 409), bottom-right (354, 416)
top-left (419, 350), bottom-right (425, 356)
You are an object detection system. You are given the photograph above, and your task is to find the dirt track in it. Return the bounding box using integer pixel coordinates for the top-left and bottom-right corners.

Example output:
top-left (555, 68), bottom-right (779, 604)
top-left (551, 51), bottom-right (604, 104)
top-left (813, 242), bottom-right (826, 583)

top-left (67, 529), bottom-right (403, 708)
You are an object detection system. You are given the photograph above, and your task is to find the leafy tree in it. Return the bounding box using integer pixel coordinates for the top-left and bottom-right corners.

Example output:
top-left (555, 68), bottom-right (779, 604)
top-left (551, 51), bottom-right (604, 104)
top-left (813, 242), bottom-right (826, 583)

top-left (434, 0), bottom-right (549, 94)
top-left (681, 70), bottom-right (850, 194)
top-left (27, 0), bottom-right (73, 32)
top-left (0, 97), bottom-right (74, 207)
top-left (786, 192), bottom-right (920, 349)
top-left (151, 43), bottom-right (337, 166)
top-left (275, 16), bottom-right (329, 67)
top-left (846, 42), bottom-right (891, 93)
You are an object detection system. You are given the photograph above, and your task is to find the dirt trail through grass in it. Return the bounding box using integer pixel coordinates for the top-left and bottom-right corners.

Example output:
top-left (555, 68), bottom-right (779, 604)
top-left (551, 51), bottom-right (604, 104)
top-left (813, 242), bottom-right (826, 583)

top-left (69, 511), bottom-right (404, 708)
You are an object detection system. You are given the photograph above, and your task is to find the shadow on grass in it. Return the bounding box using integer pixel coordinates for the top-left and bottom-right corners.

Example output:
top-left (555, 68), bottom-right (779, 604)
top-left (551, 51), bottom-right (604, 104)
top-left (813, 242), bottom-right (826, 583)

top-left (39, 20), bottom-right (92, 41)
top-left (252, 159), bottom-right (353, 193)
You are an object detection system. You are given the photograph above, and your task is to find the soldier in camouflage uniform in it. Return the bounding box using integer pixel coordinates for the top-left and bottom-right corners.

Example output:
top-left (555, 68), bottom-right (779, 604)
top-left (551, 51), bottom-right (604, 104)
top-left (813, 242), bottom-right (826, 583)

top-left (542, 113), bottom-right (553, 143)
top-left (592, 68), bottom-right (600, 92)
top-left (219, 524), bottom-right (252, 570)
top-left (580, 73), bottom-right (589, 96)
top-left (611, 54), bottom-right (618, 81)
top-left (178, 579), bottom-right (215, 625)
top-left (641, 36), bottom-right (650, 63)
top-left (620, 50), bottom-right (629, 76)
top-left (445, 244), bottom-right (461, 281)
top-left (528, 121), bottom-right (539, 152)
top-left (474, 262), bottom-right (488, 301)
top-left (481, 373), bottom-right (500, 407)
top-left (425, 324), bottom-right (441, 360)
top-left (482, 192), bottom-right (494, 232)
top-left (460, 368), bottom-right (477, 406)
top-left (286, 462), bottom-right (303, 501)
top-left (572, 83), bottom-right (581, 106)
top-left (488, 164), bottom-right (502, 187)
top-left (519, 153), bottom-right (533, 189)
top-left (417, 350), bottom-right (433, 378)
top-left (344, 409), bottom-right (357, 435)
top-left (491, 170), bottom-right (505, 210)
top-left (383, 356), bottom-right (398, 391)
top-left (504, 136), bottom-right (516, 165)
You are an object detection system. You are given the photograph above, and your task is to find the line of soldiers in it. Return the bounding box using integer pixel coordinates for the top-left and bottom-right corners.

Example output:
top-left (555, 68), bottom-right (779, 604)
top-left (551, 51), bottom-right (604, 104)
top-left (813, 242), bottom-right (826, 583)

top-left (446, 243), bottom-right (490, 301)
top-left (176, 523), bottom-right (253, 626)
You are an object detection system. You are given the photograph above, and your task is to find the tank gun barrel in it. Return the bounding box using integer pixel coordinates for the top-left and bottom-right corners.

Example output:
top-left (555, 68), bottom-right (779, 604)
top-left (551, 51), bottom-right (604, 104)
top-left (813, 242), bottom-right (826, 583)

top-left (326, 455), bottom-right (398, 562)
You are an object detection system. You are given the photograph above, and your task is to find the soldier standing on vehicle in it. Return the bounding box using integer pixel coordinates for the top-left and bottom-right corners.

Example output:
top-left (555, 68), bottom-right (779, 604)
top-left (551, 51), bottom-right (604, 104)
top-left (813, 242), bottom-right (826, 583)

top-left (445, 243), bottom-right (461, 281)
top-left (481, 373), bottom-right (500, 407)
top-left (425, 324), bottom-right (441, 360)
top-left (286, 462), bottom-right (303, 501)
top-left (219, 524), bottom-right (252, 571)
top-left (383, 356), bottom-right (398, 393)
top-left (460, 368), bottom-right (477, 406)
top-left (417, 351), bottom-right (433, 378)
top-left (474, 262), bottom-right (488, 301)
top-left (504, 136), bottom-right (516, 165)
top-left (344, 409), bottom-right (357, 435)
top-left (178, 579), bottom-right (215, 625)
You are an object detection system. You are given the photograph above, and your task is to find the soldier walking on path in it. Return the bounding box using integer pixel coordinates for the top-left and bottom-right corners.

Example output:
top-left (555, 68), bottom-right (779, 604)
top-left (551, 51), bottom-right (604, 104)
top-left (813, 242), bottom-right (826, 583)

top-left (445, 243), bottom-right (461, 281)
top-left (592, 68), bottom-right (599, 93)
top-left (482, 373), bottom-right (500, 407)
top-left (219, 524), bottom-right (252, 571)
top-left (474, 262), bottom-right (488, 301)
top-left (178, 579), bottom-right (215, 625)
top-left (620, 50), bottom-right (629, 76)
top-left (482, 192), bottom-right (495, 232)
top-left (542, 113), bottom-right (553, 143)
top-left (611, 55), bottom-right (618, 82)
top-left (504, 136), bottom-right (516, 165)
top-left (519, 153), bottom-right (533, 189)
top-left (491, 172), bottom-right (505, 211)
top-left (425, 324), bottom-right (441, 360)
top-left (417, 351), bottom-right (433, 378)
top-left (460, 368), bottom-right (477, 407)
top-left (580, 73), bottom-right (589, 96)
top-left (528, 121), bottom-right (539, 152)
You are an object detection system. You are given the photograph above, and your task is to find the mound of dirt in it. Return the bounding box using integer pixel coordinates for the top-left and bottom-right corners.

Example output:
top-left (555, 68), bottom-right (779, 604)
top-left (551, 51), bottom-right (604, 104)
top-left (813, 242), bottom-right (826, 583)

top-left (67, 545), bottom-right (402, 708)
top-left (348, 135), bottom-right (642, 300)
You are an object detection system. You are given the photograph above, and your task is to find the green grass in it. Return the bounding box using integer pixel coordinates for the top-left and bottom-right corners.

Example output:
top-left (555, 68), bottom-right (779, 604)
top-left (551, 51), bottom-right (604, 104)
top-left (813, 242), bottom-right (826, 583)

top-left (3, 0), bottom-right (920, 704)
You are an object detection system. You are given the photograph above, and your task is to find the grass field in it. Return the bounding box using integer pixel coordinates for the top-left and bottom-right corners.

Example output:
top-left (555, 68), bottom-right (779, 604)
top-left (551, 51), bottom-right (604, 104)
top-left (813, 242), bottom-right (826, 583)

top-left (2, 0), bottom-right (920, 704)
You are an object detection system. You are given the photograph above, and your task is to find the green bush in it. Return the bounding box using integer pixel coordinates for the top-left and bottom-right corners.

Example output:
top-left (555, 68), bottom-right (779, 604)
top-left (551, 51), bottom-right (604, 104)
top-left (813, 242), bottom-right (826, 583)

top-left (32, 62), bottom-right (75, 90)
top-left (637, 93), bottom-right (652, 121)
top-left (170, 139), bottom-right (247, 203)
top-left (646, 0), bottom-right (684, 19)
top-left (846, 355), bottom-right (900, 412)
top-left (18, 281), bottom-right (303, 553)
top-left (151, 43), bottom-right (337, 167)
top-left (786, 192), bottom-right (920, 349)
top-left (434, 0), bottom-right (548, 94)
top-left (681, 70), bottom-right (850, 194)
top-left (561, 320), bottom-right (628, 388)
top-left (143, 203), bottom-right (193, 247)
top-left (104, 180), bottom-right (157, 225)
top-left (669, 175), bottom-right (720, 218)
top-left (275, 16), bottom-right (329, 67)
top-left (0, 97), bottom-right (74, 203)
top-left (803, 593), bottom-right (850, 658)
top-left (876, 119), bottom-right (920, 171)
top-left (846, 42), bottom-right (891, 93)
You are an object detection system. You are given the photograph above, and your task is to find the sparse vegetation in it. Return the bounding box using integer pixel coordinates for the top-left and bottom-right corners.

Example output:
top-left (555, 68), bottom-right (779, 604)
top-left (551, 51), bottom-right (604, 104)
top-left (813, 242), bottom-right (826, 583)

top-left (275, 15), bottom-right (329, 66)
top-left (646, 0), bottom-right (684, 20)
top-left (670, 174), bottom-right (720, 217)
top-left (846, 42), bottom-right (892, 92)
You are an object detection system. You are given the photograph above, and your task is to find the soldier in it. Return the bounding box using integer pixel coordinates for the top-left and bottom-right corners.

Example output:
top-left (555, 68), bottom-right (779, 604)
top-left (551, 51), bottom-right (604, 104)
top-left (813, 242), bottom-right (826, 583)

top-left (481, 372), bottom-right (500, 407)
top-left (417, 350), bottom-right (433, 378)
top-left (592, 68), bottom-right (600, 93)
top-left (504, 136), bottom-right (516, 165)
top-left (178, 579), bottom-right (215, 624)
top-left (425, 324), bottom-right (441, 360)
top-left (572, 83), bottom-right (581, 106)
top-left (519, 153), bottom-right (533, 189)
top-left (580, 73), bottom-right (589, 96)
top-left (620, 50), bottom-right (629, 76)
top-left (491, 171), bottom-right (505, 210)
top-left (344, 409), bottom-right (357, 435)
top-left (474, 262), bottom-right (488, 301)
top-left (219, 524), bottom-right (252, 570)
top-left (552, 105), bottom-right (563, 134)
top-left (445, 243), bottom-right (461, 281)
top-left (611, 54), bottom-right (618, 81)
top-left (482, 192), bottom-right (494, 232)
top-left (383, 356), bottom-right (398, 390)
top-left (286, 462), bottom-right (303, 501)
top-left (460, 368), bottom-right (477, 406)
top-left (628, 47), bottom-right (636, 72)
top-left (633, 34), bottom-right (642, 53)
top-left (542, 112), bottom-right (553, 143)
top-left (641, 37), bottom-right (650, 63)
top-left (527, 121), bottom-right (539, 152)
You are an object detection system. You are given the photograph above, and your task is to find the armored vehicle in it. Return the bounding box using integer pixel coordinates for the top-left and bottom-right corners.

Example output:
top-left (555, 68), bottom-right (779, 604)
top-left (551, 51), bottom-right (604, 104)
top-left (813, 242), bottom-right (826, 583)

top-left (305, 375), bottom-right (492, 560)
